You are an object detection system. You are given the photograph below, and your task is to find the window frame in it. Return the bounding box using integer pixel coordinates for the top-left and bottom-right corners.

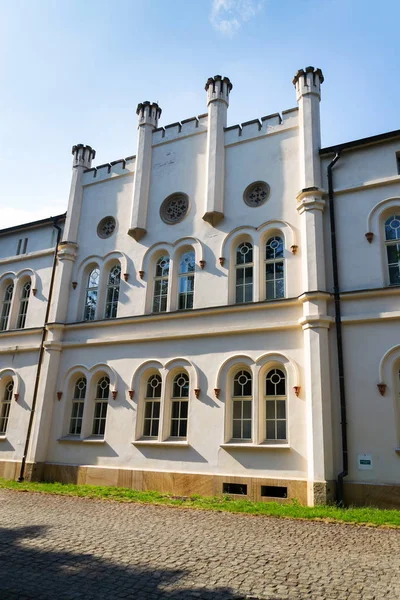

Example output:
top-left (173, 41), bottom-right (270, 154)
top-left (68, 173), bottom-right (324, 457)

top-left (91, 375), bottom-right (110, 437)
top-left (152, 255), bottom-right (170, 314)
top-left (69, 376), bottom-right (87, 436)
top-left (264, 236), bottom-right (285, 301)
top-left (234, 241), bottom-right (254, 304)
top-left (16, 279), bottom-right (31, 329)
top-left (142, 372), bottom-right (162, 438)
top-left (0, 282), bottom-right (14, 331)
top-left (264, 367), bottom-right (287, 443)
top-left (177, 250), bottom-right (195, 311)
top-left (0, 379), bottom-right (13, 435)
top-left (231, 368), bottom-right (253, 442)
top-left (104, 264), bottom-right (121, 319)
top-left (384, 214), bottom-right (400, 286)
top-left (83, 267), bottom-right (100, 321)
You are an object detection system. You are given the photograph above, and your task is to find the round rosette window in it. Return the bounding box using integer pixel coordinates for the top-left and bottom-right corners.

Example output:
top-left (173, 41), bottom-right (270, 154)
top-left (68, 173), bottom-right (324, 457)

top-left (160, 193), bottom-right (189, 225)
top-left (97, 216), bottom-right (116, 239)
top-left (243, 181), bottom-right (270, 207)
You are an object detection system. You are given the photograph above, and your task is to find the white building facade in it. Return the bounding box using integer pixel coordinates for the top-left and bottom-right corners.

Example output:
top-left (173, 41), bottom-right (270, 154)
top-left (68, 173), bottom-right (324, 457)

top-left (1, 67), bottom-right (400, 507)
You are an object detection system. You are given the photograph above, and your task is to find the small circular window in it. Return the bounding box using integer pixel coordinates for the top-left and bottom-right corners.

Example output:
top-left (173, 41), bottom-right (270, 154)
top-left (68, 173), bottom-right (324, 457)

top-left (244, 181), bottom-right (270, 207)
top-left (97, 216), bottom-right (116, 239)
top-left (160, 193), bottom-right (189, 225)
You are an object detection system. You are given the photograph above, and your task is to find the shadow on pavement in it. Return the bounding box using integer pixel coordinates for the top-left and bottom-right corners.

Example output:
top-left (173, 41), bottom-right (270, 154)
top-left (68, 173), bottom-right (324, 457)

top-left (0, 525), bottom-right (282, 600)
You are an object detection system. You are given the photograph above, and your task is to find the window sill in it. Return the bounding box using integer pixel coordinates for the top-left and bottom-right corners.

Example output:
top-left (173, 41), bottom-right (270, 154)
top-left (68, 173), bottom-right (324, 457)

top-left (395, 448), bottom-right (400, 455)
top-left (58, 436), bottom-right (106, 444)
top-left (0, 435), bottom-right (7, 441)
top-left (221, 443), bottom-right (290, 450)
top-left (132, 440), bottom-right (190, 447)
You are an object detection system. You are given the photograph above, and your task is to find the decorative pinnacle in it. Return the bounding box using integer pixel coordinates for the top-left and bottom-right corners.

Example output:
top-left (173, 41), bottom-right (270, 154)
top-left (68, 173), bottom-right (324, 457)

top-left (205, 75), bottom-right (232, 107)
top-left (293, 66), bottom-right (324, 101)
top-left (136, 101), bottom-right (162, 127)
top-left (71, 144), bottom-right (96, 169)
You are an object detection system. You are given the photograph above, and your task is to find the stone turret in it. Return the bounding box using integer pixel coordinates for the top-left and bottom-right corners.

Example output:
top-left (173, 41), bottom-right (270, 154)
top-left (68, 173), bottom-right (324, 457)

top-left (128, 102), bottom-right (162, 241)
top-left (203, 75), bottom-right (233, 227)
top-left (71, 144), bottom-right (96, 170)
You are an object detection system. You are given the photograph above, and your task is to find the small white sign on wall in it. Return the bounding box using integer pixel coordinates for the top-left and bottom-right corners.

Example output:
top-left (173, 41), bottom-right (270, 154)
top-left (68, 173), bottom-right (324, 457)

top-left (357, 453), bottom-right (373, 470)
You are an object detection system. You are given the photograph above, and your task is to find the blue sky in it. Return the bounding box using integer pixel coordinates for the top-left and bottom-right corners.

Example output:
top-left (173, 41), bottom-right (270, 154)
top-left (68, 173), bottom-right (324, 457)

top-left (1, 0), bottom-right (399, 228)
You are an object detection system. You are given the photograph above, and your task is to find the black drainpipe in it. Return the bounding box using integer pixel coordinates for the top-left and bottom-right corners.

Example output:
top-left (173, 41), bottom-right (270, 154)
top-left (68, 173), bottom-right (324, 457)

top-left (327, 152), bottom-right (348, 506)
top-left (18, 218), bottom-right (62, 482)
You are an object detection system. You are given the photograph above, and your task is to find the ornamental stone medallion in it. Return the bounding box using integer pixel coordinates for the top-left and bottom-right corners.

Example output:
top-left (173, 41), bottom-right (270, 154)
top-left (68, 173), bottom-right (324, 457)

top-left (160, 194), bottom-right (189, 224)
top-left (244, 181), bottom-right (270, 207)
top-left (97, 216), bottom-right (116, 238)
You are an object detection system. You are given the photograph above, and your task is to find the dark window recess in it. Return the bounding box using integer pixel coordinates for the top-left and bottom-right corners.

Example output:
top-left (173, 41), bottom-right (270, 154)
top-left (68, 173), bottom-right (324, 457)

top-left (223, 483), bottom-right (247, 495)
top-left (397, 153), bottom-right (400, 175)
top-left (261, 485), bottom-right (288, 498)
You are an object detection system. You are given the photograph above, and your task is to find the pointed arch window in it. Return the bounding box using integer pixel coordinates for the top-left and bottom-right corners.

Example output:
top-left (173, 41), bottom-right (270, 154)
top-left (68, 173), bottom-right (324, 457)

top-left (178, 251), bottom-right (195, 310)
top-left (235, 242), bottom-right (253, 304)
top-left (105, 265), bottom-right (121, 319)
top-left (143, 374), bottom-right (162, 437)
top-left (84, 268), bottom-right (100, 321)
top-left (153, 256), bottom-right (169, 313)
top-left (0, 380), bottom-right (13, 434)
top-left (92, 376), bottom-right (109, 436)
top-left (265, 368), bottom-right (287, 441)
top-left (265, 236), bottom-right (284, 300)
top-left (17, 280), bottom-right (31, 329)
top-left (69, 377), bottom-right (86, 435)
top-left (385, 215), bottom-right (400, 285)
top-left (232, 369), bottom-right (252, 440)
top-left (0, 284), bottom-right (14, 331)
top-left (170, 372), bottom-right (189, 438)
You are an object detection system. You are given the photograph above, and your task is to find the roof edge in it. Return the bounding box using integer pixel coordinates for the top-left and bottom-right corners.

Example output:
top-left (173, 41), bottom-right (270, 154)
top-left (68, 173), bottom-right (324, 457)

top-left (320, 129), bottom-right (400, 156)
top-left (0, 212), bottom-right (66, 236)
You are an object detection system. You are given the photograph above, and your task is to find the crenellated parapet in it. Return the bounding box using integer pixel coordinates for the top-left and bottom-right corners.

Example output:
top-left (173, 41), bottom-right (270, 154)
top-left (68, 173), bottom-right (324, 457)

top-left (205, 75), bottom-right (233, 107)
top-left (72, 144), bottom-right (96, 169)
top-left (293, 67), bottom-right (324, 102)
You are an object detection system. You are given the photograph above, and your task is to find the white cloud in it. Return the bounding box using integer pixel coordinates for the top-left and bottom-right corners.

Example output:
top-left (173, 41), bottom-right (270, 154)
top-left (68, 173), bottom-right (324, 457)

top-left (209, 0), bottom-right (265, 37)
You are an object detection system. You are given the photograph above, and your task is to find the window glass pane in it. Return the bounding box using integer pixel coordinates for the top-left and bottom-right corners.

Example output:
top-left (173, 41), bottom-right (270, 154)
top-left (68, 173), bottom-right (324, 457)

top-left (233, 400), bottom-right (241, 418)
top-left (277, 400), bottom-right (286, 418)
top-left (180, 401), bottom-right (188, 419)
top-left (276, 279), bottom-right (285, 299)
top-left (266, 421), bottom-right (275, 439)
top-left (389, 265), bottom-right (400, 285)
top-left (144, 402), bottom-right (152, 418)
top-left (385, 216), bottom-right (400, 241)
top-left (386, 244), bottom-right (399, 264)
top-left (236, 242), bottom-right (253, 265)
top-left (171, 420), bottom-right (179, 437)
top-left (242, 420), bottom-right (252, 439)
top-left (242, 400), bottom-right (252, 418)
top-left (143, 420), bottom-right (151, 436)
top-left (244, 284), bottom-right (253, 302)
top-left (265, 264), bottom-right (274, 280)
top-left (171, 401), bottom-right (180, 418)
top-left (266, 400), bottom-right (275, 419)
top-left (153, 402), bottom-right (160, 418)
top-left (277, 420), bottom-right (286, 440)
top-left (244, 267), bottom-right (253, 284)
top-left (236, 267), bottom-right (244, 285)
top-left (179, 420), bottom-right (187, 437)
top-left (232, 421), bottom-right (241, 438)
top-left (151, 420), bottom-right (159, 437)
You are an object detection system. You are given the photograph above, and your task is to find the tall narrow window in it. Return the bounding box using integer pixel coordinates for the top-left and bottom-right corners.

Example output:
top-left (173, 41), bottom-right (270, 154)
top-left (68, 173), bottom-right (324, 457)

top-left (0, 380), bottom-right (13, 434)
top-left (153, 256), bottom-right (169, 313)
top-left (92, 376), bottom-right (109, 436)
top-left (178, 251), bottom-right (195, 310)
top-left (235, 242), bottom-right (253, 303)
top-left (105, 265), bottom-right (121, 319)
top-left (232, 370), bottom-right (252, 440)
top-left (0, 284), bottom-right (14, 331)
top-left (84, 268), bottom-right (100, 321)
top-left (170, 372), bottom-right (189, 438)
top-left (385, 215), bottom-right (400, 285)
top-left (265, 368), bottom-right (287, 441)
top-left (17, 281), bottom-right (31, 329)
top-left (69, 377), bottom-right (86, 435)
top-left (265, 236), bottom-right (284, 300)
top-left (143, 374), bottom-right (162, 437)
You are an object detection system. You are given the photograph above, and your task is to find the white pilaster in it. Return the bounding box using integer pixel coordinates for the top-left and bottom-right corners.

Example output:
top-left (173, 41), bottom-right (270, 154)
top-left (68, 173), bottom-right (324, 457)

top-left (203, 76), bottom-right (232, 226)
top-left (128, 102), bottom-right (161, 241)
top-left (63, 145), bottom-right (96, 242)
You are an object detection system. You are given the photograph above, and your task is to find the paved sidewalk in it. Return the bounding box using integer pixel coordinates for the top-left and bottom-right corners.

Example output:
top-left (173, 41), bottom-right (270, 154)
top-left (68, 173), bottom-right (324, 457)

top-left (0, 489), bottom-right (399, 600)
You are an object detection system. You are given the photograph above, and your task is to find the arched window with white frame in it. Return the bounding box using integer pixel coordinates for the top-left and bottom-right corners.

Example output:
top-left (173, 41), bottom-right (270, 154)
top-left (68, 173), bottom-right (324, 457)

top-left (104, 264), bottom-right (121, 319)
top-left (232, 369), bottom-right (252, 440)
top-left (0, 379), bottom-right (13, 434)
top-left (143, 373), bottom-right (162, 437)
top-left (178, 251), bottom-right (195, 310)
top-left (235, 242), bottom-right (253, 304)
top-left (84, 268), bottom-right (100, 321)
top-left (265, 236), bottom-right (284, 300)
top-left (153, 255), bottom-right (170, 313)
top-left (69, 376), bottom-right (86, 436)
top-left (0, 283), bottom-right (14, 331)
top-left (17, 280), bottom-right (31, 329)
top-left (385, 215), bottom-right (400, 285)
top-left (170, 371), bottom-right (189, 438)
top-left (265, 368), bottom-right (287, 442)
top-left (92, 375), bottom-right (109, 436)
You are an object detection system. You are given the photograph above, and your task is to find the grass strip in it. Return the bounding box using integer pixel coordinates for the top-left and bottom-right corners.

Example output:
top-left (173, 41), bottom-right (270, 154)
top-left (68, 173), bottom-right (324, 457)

top-left (1, 478), bottom-right (399, 528)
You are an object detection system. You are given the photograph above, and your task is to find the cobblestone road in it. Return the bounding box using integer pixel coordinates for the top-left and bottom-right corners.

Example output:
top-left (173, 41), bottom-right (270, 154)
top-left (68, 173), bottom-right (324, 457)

top-left (0, 489), bottom-right (399, 600)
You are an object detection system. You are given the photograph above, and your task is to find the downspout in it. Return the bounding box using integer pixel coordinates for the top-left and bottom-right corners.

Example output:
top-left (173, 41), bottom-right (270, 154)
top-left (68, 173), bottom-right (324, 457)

top-left (327, 152), bottom-right (348, 506)
top-left (18, 218), bottom-right (63, 482)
